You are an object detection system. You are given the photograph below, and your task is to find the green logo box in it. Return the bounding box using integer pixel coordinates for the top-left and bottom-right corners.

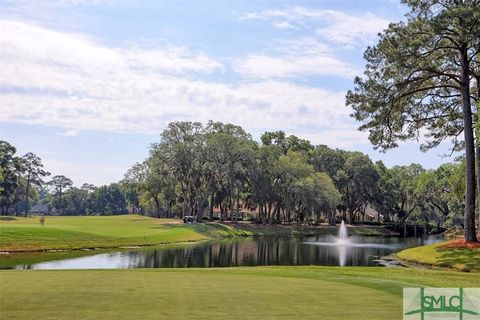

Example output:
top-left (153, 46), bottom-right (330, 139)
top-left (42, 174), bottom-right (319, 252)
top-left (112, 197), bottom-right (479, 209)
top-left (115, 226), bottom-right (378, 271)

top-left (404, 288), bottom-right (480, 320)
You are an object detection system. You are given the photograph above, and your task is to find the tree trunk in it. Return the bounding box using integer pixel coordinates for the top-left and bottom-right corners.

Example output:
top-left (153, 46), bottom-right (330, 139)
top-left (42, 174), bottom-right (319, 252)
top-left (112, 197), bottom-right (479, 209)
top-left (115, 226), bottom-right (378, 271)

top-left (476, 140), bottom-right (480, 234)
top-left (233, 189), bottom-right (240, 224)
top-left (329, 209), bottom-right (336, 226)
top-left (209, 192), bottom-right (214, 221)
top-left (59, 191), bottom-right (63, 215)
top-left (460, 46), bottom-right (478, 242)
top-left (258, 205), bottom-right (263, 223)
top-left (476, 76), bottom-right (480, 236)
top-left (347, 208), bottom-right (354, 225)
top-left (24, 179), bottom-right (30, 217)
top-left (264, 203), bottom-right (270, 225)
top-left (196, 201), bottom-right (204, 223)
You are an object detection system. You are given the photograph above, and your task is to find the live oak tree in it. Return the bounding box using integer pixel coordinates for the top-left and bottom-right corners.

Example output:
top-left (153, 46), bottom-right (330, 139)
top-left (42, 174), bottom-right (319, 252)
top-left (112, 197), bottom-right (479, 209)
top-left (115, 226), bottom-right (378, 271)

top-left (21, 153), bottom-right (50, 216)
top-left (346, 0), bottom-right (480, 241)
top-left (341, 153), bottom-right (380, 224)
top-left (205, 121), bottom-right (255, 223)
top-left (390, 164), bottom-right (425, 222)
top-left (292, 172), bottom-right (340, 225)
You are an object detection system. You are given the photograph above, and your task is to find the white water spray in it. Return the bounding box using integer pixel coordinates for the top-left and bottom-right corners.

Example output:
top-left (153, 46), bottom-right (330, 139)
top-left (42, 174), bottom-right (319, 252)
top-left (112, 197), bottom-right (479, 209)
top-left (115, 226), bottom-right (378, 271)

top-left (338, 220), bottom-right (348, 244)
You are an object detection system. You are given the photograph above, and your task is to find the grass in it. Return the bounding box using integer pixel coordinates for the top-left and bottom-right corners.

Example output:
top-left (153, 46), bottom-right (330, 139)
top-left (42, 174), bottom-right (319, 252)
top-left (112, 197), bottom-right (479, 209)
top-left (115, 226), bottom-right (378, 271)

top-left (1, 266), bottom-right (478, 320)
top-left (0, 215), bottom-right (252, 252)
top-left (397, 240), bottom-right (480, 272)
top-left (0, 215), bottom-right (396, 252)
top-left (234, 223), bottom-right (398, 237)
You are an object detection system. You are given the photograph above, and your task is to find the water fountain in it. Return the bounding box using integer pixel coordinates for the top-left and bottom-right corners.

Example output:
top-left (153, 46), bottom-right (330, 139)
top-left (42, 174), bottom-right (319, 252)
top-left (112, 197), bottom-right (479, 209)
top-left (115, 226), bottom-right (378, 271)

top-left (337, 221), bottom-right (348, 245)
top-left (302, 220), bottom-right (401, 266)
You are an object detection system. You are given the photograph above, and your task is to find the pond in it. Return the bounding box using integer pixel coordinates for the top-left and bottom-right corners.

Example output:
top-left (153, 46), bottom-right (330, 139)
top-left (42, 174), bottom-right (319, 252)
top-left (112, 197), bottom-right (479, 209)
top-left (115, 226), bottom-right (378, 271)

top-left (7, 235), bottom-right (443, 270)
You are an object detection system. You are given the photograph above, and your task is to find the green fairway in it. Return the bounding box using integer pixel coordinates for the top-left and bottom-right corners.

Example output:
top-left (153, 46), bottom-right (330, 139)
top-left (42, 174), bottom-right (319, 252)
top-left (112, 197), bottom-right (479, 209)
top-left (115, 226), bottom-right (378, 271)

top-left (0, 267), bottom-right (478, 320)
top-left (397, 241), bottom-right (480, 272)
top-left (0, 215), bottom-right (396, 252)
top-left (0, 215), bottom-right (252, 252)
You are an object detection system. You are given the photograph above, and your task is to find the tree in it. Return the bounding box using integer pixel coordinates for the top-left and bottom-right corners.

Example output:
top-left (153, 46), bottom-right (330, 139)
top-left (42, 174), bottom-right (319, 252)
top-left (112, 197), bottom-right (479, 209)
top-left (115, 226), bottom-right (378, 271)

top-left (249, 144), bottom-right (282, 224)
top-left (0, 167), bottom-right (3, 192)
top-left (415, 164), bottom-right (460, 226)
top-left (261, 131), bottom-right (313, 155)
top-left (157, 121), bottom-right (208, 219)
top-left (0, 141), bottom-right (23, 215)
top-left (341, 153), bottom-right (380, 224)
top-left (121, 163), bottom-right (145, 214)
top-left (272, 151), bottom-right (315, 224)
top-left (87, 184), bottom-right (127, 215)
top-left (205, 121), bottom-right (256, 223)
top-left (293, 172), bottom-right (340, 224)
top-left (21, 153), bottom-right (50, 216)
top-left (48, 175), bottom-right (73, 215)
top-left (346, 0), bottom-right (480, 241)
top-left (372, 161), bottom-right (399, 222)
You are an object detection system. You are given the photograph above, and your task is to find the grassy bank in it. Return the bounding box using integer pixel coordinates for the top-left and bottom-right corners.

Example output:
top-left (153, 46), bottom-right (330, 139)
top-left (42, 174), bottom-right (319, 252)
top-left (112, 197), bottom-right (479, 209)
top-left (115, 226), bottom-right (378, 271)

top-left (0, 215), bottom-right (252, 252)
top-left (396, 240), bottom-right (480, 272)
top-left (0, 215), bottom-right (396, 252)
top-left (234, 223), bottom-right (398, 237)
top-left (0, 266), bottom-right (477, 320)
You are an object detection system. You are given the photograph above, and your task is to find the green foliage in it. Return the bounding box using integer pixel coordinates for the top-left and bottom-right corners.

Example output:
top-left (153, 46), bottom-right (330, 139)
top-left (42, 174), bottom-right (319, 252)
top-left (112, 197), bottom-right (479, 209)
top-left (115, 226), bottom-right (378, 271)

top-left (87, 183), bottom-right (127, 215)
top-left (346, 0), bottom-right (480, 240)
top-left (47, 175), bottom-right (73, 214)
top-left (0, 141), bottom-right (23, 214)
top-left (1, 121), bottom-right (469, 230)
top-left (20, 152), bottom-right (50, 216)
top-left (346, 0), bottom-right (480, 151)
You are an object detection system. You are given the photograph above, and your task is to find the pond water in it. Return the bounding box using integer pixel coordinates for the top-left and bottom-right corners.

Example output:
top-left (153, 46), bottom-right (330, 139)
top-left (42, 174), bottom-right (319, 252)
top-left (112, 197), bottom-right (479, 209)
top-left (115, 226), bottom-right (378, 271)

top-left (8, 235), bottom-right (443, 270)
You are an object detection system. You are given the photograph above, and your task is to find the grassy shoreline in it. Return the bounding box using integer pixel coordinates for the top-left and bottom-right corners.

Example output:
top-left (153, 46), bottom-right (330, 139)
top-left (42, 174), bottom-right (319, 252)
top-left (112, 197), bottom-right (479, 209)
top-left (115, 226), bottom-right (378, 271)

top-left (1, 266), bottom-right (477, 320)
top-left (396, 240), bottom-right (480, 272)
top-left (0, 214), bottom-right (397, 253)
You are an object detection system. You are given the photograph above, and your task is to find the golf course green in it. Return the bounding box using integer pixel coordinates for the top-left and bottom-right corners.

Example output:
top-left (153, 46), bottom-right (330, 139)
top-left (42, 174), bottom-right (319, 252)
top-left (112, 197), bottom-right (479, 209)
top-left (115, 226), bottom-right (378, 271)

top-left (1, 215), bottom-right (478, 319)
top-left (1, 267), bottom-right (478, 320)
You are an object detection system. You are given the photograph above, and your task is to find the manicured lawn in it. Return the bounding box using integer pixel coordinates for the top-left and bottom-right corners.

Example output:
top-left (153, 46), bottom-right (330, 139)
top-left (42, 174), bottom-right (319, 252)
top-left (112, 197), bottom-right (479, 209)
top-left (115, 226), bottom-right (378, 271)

top-left (1, 266), bottom-right (478, 320)
top-left (397, 240), bottom-right (480, 272)
top-left (0, 215), bottom-right (395, 252)
top-left (0, 215), bottom-right (251, 252)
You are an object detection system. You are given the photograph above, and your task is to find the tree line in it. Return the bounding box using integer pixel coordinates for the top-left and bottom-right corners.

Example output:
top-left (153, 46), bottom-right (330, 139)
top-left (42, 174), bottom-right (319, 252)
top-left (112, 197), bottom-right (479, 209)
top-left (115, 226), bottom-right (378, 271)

top-left (122, 122), bottom-right (468, 228)
top-left (0, 141), bottom-right (127, 216)
top-left (0, 125), bottom-right (471, 231)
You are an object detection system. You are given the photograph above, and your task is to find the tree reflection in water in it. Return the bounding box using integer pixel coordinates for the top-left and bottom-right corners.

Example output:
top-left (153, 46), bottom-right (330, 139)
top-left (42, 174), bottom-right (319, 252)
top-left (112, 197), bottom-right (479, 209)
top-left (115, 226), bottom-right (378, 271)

top-left (13, 235), bottom-right (443, 270)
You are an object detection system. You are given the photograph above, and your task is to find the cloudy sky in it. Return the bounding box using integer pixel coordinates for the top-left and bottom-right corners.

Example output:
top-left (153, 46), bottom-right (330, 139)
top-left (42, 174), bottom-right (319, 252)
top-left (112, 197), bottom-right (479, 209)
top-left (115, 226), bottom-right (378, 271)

top-left (0, 0), bottom-right (456, 186)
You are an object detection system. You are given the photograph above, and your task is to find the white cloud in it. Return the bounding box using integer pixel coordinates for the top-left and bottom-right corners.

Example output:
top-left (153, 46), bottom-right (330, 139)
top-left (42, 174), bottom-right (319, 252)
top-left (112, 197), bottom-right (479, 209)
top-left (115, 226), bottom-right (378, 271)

top-left (60, 129), bottom-right (80, 136)
top-left (272, 21), bottom-right (297, 29)
top-left (314, 12), bottom-right (389, 45)
top-left (235, 38), bottom-right (357, 79)
top-left (0, 20), bottom-right (223, 79)
top-left (241, 7), bottom-right (390, 46)
top-left (0, 19), bottom-right (367, 148)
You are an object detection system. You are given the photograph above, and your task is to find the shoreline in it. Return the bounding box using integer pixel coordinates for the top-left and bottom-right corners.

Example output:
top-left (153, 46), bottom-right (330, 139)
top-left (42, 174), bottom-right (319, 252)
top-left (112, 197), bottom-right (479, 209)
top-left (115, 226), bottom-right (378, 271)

top-left (0, 221), bottom-right (400, 254)
top-left (395, 240), bottom-right (480, 272)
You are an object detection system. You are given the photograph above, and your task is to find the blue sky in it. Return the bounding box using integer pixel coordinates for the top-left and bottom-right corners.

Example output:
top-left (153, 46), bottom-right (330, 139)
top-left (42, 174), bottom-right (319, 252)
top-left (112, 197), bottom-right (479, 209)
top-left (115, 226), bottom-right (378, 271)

top-left (0, 0), bottom-right (457, 186)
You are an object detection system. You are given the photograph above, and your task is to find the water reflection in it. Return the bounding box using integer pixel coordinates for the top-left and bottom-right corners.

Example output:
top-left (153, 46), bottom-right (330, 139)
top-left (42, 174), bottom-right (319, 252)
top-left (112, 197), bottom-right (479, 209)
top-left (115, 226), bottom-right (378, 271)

top-left (11, 235), bottom-right (443, 270)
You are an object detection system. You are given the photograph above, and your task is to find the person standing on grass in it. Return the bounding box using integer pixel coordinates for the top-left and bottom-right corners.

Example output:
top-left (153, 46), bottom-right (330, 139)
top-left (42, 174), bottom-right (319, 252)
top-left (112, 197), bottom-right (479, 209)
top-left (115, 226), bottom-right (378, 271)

top-left (39, 214), bottom-right (45, 227)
